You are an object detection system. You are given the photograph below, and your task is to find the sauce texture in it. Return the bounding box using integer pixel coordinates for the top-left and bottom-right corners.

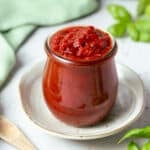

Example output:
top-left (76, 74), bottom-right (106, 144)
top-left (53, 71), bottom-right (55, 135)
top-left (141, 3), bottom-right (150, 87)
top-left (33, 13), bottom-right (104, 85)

top-left (50, 26), bottom-right (112, 61)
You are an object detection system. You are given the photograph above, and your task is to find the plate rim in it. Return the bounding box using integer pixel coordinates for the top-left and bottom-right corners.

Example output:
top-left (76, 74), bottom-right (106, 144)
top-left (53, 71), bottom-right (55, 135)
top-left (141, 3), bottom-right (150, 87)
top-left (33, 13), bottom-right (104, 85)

top-left (18, 59), bottom-right (145, 140)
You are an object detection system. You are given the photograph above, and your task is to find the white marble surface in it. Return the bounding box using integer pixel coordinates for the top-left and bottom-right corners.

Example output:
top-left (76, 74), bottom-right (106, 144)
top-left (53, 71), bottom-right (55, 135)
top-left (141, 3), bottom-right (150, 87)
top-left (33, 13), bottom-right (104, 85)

top-left (1, 0), bottom-right (150, 149)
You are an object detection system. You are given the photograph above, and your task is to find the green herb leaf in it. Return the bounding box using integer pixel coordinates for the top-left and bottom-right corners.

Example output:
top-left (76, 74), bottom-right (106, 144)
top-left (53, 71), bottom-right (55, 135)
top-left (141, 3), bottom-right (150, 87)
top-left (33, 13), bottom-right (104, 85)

top-left (144, 5), bottom-right (150, 16)
top-left (142, 141), bottom-right (150, 150)
top-left (127, 23), bottom-right (139, 41)
top-left (118, 126), bottom-right (150, 143)
top-left (107, 23), bottom-right (126, 37)
top-left (127, 141), bottom-right (140, 150)
top-left (107, 4), bottom-right (132, 22)
top-left (139, 32), bottom-right (150, 42)
top-left (137, 0), bottom-right (150, 16)
top-left (135, 17), bottom-right (150, 32)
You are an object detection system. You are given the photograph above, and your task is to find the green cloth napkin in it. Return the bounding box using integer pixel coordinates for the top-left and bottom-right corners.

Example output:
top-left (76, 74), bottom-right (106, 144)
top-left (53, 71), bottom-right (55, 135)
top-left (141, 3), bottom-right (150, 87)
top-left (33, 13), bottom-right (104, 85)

top-left (0, 0), bottom-right (98, 88)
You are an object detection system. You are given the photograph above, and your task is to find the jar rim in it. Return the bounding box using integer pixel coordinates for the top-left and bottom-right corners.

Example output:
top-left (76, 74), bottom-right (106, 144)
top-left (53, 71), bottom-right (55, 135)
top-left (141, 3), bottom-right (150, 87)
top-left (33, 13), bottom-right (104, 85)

top-left (45, 28), bottom-right (117, 65)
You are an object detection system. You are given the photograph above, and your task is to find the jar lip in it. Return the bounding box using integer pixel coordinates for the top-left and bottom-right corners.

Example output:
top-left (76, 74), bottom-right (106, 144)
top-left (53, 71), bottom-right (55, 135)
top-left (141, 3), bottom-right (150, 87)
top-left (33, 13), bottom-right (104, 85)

top-left (45, 28), bottom-right (117, 65)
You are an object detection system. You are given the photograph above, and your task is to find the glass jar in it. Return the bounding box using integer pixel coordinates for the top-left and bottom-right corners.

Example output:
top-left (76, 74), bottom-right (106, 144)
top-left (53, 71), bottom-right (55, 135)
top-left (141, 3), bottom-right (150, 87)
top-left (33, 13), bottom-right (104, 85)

top-left (43, 29), bottom-right (118, 127)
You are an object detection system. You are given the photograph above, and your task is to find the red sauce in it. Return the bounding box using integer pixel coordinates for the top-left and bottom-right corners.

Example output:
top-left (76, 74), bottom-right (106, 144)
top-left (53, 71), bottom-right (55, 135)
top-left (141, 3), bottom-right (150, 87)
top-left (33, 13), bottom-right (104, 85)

top-left (43, 26), bottom-right (118, 127)
top-left (50, 26), bottom-right (112, 61)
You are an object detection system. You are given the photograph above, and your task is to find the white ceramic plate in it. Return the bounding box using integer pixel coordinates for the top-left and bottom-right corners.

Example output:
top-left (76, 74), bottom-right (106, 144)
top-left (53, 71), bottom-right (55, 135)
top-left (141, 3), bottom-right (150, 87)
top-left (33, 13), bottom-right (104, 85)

top-left (18, 60), bottom-right (144, 140)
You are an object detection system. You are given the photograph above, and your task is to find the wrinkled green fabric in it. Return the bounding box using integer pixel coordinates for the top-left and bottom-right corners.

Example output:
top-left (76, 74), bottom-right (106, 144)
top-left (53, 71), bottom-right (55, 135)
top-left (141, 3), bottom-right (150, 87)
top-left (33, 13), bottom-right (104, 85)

top-left (0, 0), bottom-right (98, 88)
top-left (4, 25), bottom-right (35, 50)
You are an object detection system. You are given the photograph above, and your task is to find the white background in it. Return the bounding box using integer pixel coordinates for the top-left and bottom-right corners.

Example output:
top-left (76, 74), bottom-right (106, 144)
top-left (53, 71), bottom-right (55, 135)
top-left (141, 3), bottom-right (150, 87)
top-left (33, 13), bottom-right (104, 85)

top-left (1, 0), bottom-right (150, 149)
